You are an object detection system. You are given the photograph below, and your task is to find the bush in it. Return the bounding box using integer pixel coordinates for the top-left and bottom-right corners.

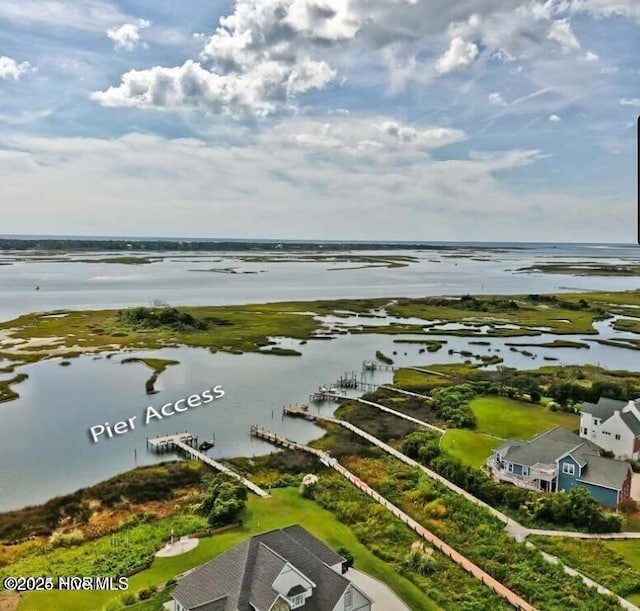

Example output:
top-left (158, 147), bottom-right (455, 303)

top-left (430, 384), bottom-right (477, 429)
top-left (336, 546), bottom-right (354, 570)
top-left (137, 588), bottom-right (152, 600)
top-left (198, 474), bottom-right (247, 527)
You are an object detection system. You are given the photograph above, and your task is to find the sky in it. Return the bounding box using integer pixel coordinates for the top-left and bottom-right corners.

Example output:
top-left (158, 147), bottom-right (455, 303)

top-left (0, 0), bottom-right (638, 242)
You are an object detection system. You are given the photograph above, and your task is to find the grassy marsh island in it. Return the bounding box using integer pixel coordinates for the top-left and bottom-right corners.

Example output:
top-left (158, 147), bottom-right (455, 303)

top-left (0, 290), bottom-right (638, 403)
top-left (518, 263), bottom-right (640, 276)
top-left (0, 373), bottom-right (28, 403)
top-left (120, 357), bottom-right (180, 393)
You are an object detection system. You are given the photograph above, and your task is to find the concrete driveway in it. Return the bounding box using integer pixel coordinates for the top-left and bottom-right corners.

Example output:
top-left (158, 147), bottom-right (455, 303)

top-left (345, 568), bottom-right (410, 611)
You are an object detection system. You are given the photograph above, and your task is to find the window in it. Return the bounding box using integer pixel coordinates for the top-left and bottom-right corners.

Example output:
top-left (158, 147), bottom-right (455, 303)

top-left (290, 594), bottom-right (305, 609)
top-left (615, 434), bottom-right (621, 440)
top-left (562, 463), bottom-right (575, 476)
top-left (507, 463), bottom-right (514, 473)
top-left (522, 466), bottom-right (530, 476)
top-left (345, 590), bottom-right (353, 610)
top-left (582, 428), bottom-right (588, 435)
top-left (594, 418), bottom-right (600, 426)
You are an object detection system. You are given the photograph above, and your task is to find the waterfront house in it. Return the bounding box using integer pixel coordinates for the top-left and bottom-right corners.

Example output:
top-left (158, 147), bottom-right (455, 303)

top-left (580, 397), bottom-right (640, 460)
top-left (488, 426), bottom-right (632, 507)
top-left (171, 524), bottom-right (372, 611)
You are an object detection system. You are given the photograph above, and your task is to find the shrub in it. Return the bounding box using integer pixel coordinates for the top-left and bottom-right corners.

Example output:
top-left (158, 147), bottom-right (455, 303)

top-left (198, 474), bottom-right (247, 527)
top-left (137, 588), bottom-right (152, 600)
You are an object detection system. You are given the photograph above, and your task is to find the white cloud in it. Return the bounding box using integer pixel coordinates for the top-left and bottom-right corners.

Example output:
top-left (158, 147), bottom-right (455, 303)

top-left (620, 98), bottom-right (640, 107)
top-left (0, 56), bottom-right (32, 80)
top-left (548, 113), bottom-right (562, 121)
top-left (4, 128), bottom-right (624, 242)
top-left (435, 37), bottom-right (479, 74)
top-left (488, 91), bottom-right (507, 106)
top-left (581, 51), bottom-right (599, 62)
top-left (0, 0), bottom-right (128, 32)
top-left (547, 19), bottom-right (581, 52)
top-left (91, 58), bottom-right (335, 118)
top-left (107, 19), bottom-right (151, 51)
top-left (379, 120), bottom-right (467, 148)
top-left (93, 0), bottom-right (360, 117)
top-left (570, 0), bottom-right (640, 20)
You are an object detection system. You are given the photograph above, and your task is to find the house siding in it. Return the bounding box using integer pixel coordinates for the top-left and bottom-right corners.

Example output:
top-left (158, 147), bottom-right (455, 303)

top-left (556, 456), bottom-right (581, 492)
top-left (585, 410), bottom-right (636, 459)
top-left (578, 482), bottom-right (619, 507)
top-left (332, 585), bottom-right (371, 611)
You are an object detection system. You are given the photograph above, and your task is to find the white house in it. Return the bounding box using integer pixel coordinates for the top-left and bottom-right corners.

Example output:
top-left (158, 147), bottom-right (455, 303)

top-left (580, 397), bottom-right (640, 460)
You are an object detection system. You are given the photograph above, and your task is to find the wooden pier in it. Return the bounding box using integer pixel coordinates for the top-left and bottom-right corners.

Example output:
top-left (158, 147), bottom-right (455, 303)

top-left (309, 387), bottom-right (348, 403)
top-left (380, 385), bottom-right (433, 402)
top-left (147, 432), bottom-right (270, 498)
top-left (362, 360), bottom-right (397, 372)
top-left (147, 432), bottom-right (198, 453)
top-left (282, 404), bottom-right (312, 418)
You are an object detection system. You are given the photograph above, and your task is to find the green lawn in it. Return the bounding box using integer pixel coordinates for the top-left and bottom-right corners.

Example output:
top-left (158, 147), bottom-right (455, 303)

top-left (19, 488), bottom-right (440, 611)
top-left (470, 396), bottom-right (579, 440)
top-left (440, 429), bottom-right (501, 468)
top-left (599, 540), bottom-right (640, 605)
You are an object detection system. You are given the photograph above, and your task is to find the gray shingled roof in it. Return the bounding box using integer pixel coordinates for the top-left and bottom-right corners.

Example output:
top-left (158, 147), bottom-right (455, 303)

top-left (173, 538), bottom-right (250, 611)
top-left (621, 411), bottom-right (640, 436)
top-left (173, 525), bottom-right (352, 611)
top-left (281, 525), bottom-right (345, 567)
top-left (578, 455), bottom-right (631, 491)
top-left (581, 397), bottom-right (627, 419)
top-left (502, 426), bottom-right (597, 466)
top-left (498, 426), bottom-right (632, 492)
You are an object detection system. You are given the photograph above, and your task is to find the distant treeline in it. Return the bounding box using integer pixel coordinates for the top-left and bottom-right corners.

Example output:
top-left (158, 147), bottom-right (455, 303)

top-left (0, 238), bottom-right (496, 252)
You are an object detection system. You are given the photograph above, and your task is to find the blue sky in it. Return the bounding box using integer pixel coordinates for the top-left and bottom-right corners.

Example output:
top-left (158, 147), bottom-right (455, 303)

top-left (0, 0), bottom-right (638, 242)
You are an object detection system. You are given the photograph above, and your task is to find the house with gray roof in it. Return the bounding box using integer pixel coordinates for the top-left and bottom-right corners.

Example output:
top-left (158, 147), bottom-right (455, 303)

top-left (580, 397), bottom-right (640, 460)
top-left (488, 426), bottom-right (632, 507)
top-left (171, 525), bottom-right (372, 611)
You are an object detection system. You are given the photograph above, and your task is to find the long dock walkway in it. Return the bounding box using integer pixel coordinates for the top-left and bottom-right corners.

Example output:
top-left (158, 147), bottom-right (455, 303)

top-left (408, 367), bottom-right (450, 378)
top-left (280, 409), bottom-right (637, 608)
top-left (354, 397), bottom-right (445, 434)
top-left (380, 385), bottom-right (433, 401)
top-left (148, 433), bottom-right (270, 498)
top-left (250, 425), bottom-right (536, 611)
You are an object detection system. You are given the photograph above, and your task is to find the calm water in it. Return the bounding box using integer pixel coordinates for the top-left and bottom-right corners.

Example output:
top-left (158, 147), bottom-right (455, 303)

top-left (1, 245), bottom-right (639, 323)
top-left (1, 243), bottom-right (640, 511)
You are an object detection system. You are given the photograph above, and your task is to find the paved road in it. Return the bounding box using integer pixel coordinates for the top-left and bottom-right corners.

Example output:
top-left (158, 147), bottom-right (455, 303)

top-left (346, 569), bottom-right (410, 611)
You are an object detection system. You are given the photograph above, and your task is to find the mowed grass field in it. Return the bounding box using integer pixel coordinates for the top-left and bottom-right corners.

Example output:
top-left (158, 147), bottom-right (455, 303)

top-left (18, 488), bottom-right (440, 611)
top-left (605, 541), bottom-right (640, 605)
top-left (469, 396), bottom-right (580, 440)
top-left (440, 429), bottom-right (501, 468)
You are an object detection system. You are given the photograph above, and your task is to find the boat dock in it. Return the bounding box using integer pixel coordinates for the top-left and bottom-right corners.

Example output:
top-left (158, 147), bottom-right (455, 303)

top-left (309, 387), bottom-right (348, 403)
top-left (147, 432), bottom-right (270, 498)
top-left (362, 360), bottom-right (397, 372)
top-left (250, 425), bottom-right (325, 459)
